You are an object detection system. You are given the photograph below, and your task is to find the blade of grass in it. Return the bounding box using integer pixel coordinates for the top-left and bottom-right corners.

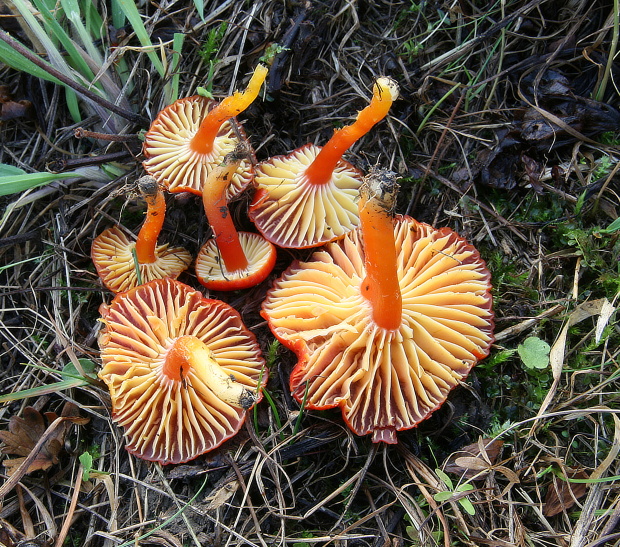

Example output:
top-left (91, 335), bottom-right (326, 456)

top-left (0, 171), bottom-right (84, 197)
top-left (60, 0), bottom-right (104, 65)
top-left (29, 0), bottom-right (98, 83)
top-left (0, 360), bottom-right (98, 403)
top-left (167, 32), bottom-right (186, 104)
top-left (113, 0), bottom-right (165, 77)
top-left (0, 29), bottom-right (147, 124)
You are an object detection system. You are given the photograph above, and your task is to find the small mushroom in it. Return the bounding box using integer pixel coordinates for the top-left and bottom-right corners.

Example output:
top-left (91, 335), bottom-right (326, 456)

top-left (195, 145), bottom-right (276, 291)
top-left (143, 64), bottom-right (268, 198)
top-left (91, 176), bottom-right (191, 293)
top-left (98, 278), bottom-right (267, 464)
top-left (249, 77), bottom-right (399, 248)
top-left (261, 168), bottom-right (494, 443)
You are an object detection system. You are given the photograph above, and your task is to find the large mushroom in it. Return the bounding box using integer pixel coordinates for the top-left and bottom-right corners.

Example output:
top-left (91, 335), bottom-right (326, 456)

top-left (91, 176), bottom-right (191, 293)
top-left (261, 168), bottom-right (494, 443)
top-left (195, 145), bottom-right (276, 291)
top-left (98, 278), bottom-right (267, 464)
top-left (249, 77), bottom-right (399, 248)
top-left (142, 64), bottom-right (268, 198)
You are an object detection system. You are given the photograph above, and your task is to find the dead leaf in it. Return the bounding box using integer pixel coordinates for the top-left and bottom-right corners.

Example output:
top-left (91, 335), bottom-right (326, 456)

top-left (0, 403), bottom-right (88, 476)
top-left (543, 469), bottom-right (589, 517)
top-left (0, 99), bottom-right (32, 121)
top-left (205, 479), bottom-right (239, 510)
top-left (444, 438), bottom-right (504, 479)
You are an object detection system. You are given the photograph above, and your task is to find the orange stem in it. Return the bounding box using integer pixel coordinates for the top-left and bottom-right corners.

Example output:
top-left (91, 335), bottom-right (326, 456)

top-left (304, 77), bottom-right (399, 185)
top-left (135, 177), bottom-right (165, 264)
top-left (202, 155), bottom-right (248, 272)
top-left (359, 169), bottom-right (402, 330)
top-left (189, 64), bottom-right (268, 155)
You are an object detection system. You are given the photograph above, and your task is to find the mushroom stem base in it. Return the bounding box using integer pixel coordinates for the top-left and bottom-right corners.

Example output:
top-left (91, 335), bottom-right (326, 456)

top-left (163, 335), bottom-right (257, 409)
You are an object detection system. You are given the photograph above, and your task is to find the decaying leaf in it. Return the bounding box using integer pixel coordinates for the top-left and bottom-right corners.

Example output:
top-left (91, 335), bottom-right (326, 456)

top-left (0, 403), bottom-right (88, 476)
top-left (0, 85), bottom-right (33, 121)
top-left (205, 479), bottom-right (239, 510)
top-left (543, 469), bottom-right (589, 517)
top-left (444, 438), bottom-right (504, 479)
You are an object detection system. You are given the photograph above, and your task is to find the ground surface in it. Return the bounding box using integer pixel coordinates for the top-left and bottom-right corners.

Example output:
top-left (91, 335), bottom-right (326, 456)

top-left (0, 1), bottom-right (619, 546)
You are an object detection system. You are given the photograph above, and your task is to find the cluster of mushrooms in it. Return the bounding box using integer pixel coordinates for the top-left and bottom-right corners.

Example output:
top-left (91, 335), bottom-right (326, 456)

top-left (91, 64), bottom-right (495, 465)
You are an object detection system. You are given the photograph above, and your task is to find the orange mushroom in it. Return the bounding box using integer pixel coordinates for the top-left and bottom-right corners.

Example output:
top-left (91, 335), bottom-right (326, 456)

top-left (261, 168), bottom-right (494, 443)
top-left (98, 278), bottom-right (267, 464)
top-left (249, 77), bottom-right (399, 248)
top-left (91, 176), bottom-right (191, 293)
top-left (195, 145), bottom-right (276, 291)
top-left (143, 64), bottom-right (268, 198)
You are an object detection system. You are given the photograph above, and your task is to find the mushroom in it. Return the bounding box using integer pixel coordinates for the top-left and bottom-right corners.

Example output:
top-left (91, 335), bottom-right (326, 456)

top-left (249, 77), bottom-right (399, 248)
top-left (195, 145), bottom-right (276, 291)
top-left (261, 168), bottom-right (494, 443)
top-left (142, 64), bottom-right (268, 198)
top-left (91, 176), bottom-right (191, 293)
top-left (98, 278), bottom-right (267, 464)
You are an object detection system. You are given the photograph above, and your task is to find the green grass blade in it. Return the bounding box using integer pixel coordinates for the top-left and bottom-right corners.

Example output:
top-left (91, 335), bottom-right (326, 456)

top-left (0, 377), bottom-right (91, 403)
top-left (0, 169), bottom-right (83, 197)
top-left (113, 0), bottom-right (165, 77)
top-left (0, 41), bottom-right (62, 85)
top-left (166, 32), bottom-right (186, 104)
top-left (9, 0), bottom-right (75, 77)
top-left (30, 0), bottom-right (98, 82)
top-left (60, 0), bottom-right (104, 65)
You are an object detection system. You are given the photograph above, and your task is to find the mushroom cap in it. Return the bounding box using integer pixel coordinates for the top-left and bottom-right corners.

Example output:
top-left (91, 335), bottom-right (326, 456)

top-left (261, 216), bottom-right (494, 443)
top-left (98, 278), bottom-right (267, 464)
top-left (195, 231), bottom-right (277, 291)
top-left (91, 226), bottom-right (192, 293)
top-left (142, 96), bottom-right (254, 199)
top-left (248, 143), bottom-right (364, 248)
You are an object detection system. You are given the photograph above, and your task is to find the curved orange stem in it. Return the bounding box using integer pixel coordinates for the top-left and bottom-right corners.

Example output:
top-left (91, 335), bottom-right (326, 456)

top-left (359, 169), bottom-right (402, 330)
top-left (202, 153), bottom-right (249, 272)
top-left (304, 77), bottom-right (399, 185)
top-left (189, 64), bottom-right (268, 155)
top-left (135, 176), bottom-right (165, 264)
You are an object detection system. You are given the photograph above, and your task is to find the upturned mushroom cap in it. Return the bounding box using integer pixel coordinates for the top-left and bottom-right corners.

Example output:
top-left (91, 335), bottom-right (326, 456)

top-left (195, 231), bottom-right (277, 291)
top-left (249, 143), bottom-right (364, 248)
top-left (249, 77), bottom-right (399, 249)
top-left (98, 278), bottom-right (267, 464)
top-left (91, 226), bottom-right (192, 293)
top-left (261, 217), bottom-right (494, 443)
top-left (142, 96), bottom-right (253, 198)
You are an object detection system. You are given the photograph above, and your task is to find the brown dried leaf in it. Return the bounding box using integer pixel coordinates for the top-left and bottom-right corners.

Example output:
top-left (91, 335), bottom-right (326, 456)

top-left (543, 470), bottom-right (589, 517)
top-left (444, 438), bottom-right (504, 479)
top-left (0, 403), bottom-right (87, 476)
top-left (0, 99), bottom-right (33, 121)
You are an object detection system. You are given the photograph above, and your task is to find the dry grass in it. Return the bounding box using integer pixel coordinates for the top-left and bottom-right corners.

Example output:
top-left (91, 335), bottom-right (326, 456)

top-left (1, 0), bottom-right (619, 546)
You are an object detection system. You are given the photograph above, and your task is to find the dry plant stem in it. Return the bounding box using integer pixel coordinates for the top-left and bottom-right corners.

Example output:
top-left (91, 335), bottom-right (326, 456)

top-left (54, 464), bottom-right (83, 547)
top-left (74, 128), bottom-right (139, 142)
top-left (304, 77), bottom-right (399, 185)
top-left (190, 64), bottom-right (268, 154)
top-left (202, 158), bottom-right (248, 272)
top-left (358, 171), bottom-right (402, 331)
top-left (0, 29), bottom-right (147, 124)
top-left (135, 178), bottom-right (166, 264)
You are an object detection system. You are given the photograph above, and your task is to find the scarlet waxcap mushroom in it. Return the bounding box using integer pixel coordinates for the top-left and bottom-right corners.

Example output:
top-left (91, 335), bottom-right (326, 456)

top-left (98, 278), bottom-right (267, 464)
top-left (195, 145), bottom-right (276, 291)
top-left (142, 64), bottom-right (268, 198)
top-left (91, 176), bottom-right (191, 293)
top-left (249, 77), bottom-right (399, 248)
top-left (261, 168), bottom-right (494, 443)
